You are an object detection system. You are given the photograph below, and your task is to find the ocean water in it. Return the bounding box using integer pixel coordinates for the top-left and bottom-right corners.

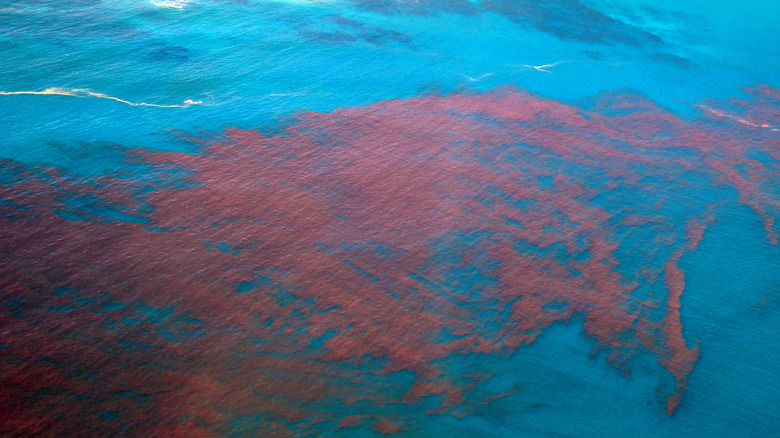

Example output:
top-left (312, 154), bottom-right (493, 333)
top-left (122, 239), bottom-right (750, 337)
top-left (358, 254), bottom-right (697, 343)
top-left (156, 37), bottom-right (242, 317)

top-left (1, 1), bottom-right (778, 437)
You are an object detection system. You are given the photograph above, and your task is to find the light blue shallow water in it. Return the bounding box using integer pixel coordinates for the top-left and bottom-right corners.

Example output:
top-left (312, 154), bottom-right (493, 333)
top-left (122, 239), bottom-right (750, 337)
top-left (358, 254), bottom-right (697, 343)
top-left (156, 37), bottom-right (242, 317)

top-left (1, 1), bottom-right (778, 436)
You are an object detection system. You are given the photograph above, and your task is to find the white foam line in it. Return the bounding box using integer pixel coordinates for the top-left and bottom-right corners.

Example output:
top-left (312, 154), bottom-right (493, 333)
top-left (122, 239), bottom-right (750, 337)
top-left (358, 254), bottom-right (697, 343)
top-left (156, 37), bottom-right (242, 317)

top-left (698, 105), bottom-right (780, 132)
top-left (0, 87), bottom-right (203, 108)
top-left (513, 61), bottom-right (568, 73)
top-left (151, 0), bottom-right (189, 9)
top-left (458, 72), bottom-right (494, 82)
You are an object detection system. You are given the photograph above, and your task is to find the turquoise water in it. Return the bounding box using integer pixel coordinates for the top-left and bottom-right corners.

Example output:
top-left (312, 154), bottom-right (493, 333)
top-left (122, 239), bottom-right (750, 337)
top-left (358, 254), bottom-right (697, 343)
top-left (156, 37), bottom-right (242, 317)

top-left (2, 0), bottom-right (777, 170)
top-left (1, 1), bottom-right (778, 436)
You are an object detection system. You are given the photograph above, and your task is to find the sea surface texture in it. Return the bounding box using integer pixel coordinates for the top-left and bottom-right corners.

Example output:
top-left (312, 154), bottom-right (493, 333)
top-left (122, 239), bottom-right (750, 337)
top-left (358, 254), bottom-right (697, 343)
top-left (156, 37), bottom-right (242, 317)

top-left (1, 1), bottom-right (779, 437)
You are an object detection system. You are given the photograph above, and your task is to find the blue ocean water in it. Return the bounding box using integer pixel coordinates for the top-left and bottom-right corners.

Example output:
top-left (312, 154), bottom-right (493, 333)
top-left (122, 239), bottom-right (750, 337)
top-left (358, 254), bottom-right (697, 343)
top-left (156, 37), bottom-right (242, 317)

top-left (2, 0), bottom-right (777, 170)
top-left (1, 1), bottom-right (778, 436)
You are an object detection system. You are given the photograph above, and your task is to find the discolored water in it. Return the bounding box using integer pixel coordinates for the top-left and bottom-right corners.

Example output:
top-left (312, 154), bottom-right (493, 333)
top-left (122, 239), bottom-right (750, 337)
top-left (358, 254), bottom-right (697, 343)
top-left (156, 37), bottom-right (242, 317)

top-left (1, 1), bottom-right (778, 437)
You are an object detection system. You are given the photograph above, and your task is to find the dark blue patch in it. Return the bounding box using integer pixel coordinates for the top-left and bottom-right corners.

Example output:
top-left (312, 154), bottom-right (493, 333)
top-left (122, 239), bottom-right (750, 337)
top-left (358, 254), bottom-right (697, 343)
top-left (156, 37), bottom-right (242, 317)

top-left (146, 44), bottom-right (190, 62)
